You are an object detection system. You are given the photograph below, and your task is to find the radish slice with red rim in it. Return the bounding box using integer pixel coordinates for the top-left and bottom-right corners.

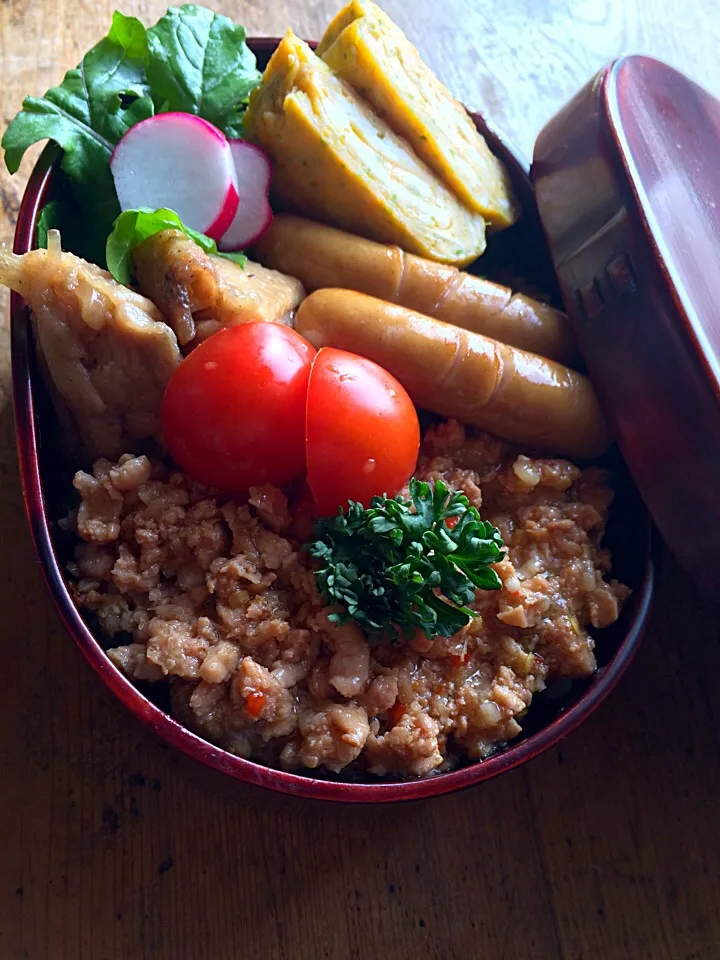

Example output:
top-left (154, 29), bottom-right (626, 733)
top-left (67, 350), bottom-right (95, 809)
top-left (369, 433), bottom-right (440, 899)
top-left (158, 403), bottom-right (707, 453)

top-left (110, 113), bottom-right (239, 240)
top-left (218, 140), bottom-right (273, 251)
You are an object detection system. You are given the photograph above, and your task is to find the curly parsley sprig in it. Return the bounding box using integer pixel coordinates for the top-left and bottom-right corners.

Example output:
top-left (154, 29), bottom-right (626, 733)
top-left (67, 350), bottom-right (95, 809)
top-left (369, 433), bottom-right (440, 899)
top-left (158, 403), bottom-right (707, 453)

top-left (307, 479), bottom-right (505, 644)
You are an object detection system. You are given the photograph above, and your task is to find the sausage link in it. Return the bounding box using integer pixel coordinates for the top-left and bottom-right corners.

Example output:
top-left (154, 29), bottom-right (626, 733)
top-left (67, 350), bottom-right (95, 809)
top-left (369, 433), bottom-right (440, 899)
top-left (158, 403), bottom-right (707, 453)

top-left (294, 289), bottom-right (610, 459)
top-left (254, 215), bottom-right (578, 366)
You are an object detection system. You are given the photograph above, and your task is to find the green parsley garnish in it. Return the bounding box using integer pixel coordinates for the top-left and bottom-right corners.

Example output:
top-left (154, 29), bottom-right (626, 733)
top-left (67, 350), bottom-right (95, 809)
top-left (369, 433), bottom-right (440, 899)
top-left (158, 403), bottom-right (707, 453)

top-left (308, 479), bottom-right (505, 644)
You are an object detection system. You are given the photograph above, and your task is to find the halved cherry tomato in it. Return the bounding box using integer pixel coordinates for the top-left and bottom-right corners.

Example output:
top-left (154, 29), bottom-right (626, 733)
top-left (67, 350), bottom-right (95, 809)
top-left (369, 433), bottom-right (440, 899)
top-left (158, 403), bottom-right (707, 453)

top-left (161, 322), bottom-right (315, 492)
top-left (306, 347), bottom-right (420, 516)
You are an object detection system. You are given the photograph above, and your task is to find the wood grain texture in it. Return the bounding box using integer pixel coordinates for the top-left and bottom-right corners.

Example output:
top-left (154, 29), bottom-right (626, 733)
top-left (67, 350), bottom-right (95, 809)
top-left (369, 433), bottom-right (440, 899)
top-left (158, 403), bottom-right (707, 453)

top-left (1, 2), bottom-right (720, 958)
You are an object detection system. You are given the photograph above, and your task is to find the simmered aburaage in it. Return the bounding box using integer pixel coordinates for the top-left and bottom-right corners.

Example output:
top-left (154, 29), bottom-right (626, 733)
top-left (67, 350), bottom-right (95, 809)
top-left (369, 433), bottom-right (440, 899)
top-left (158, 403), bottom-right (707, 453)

top-left (0, 232), bottom-right (180, 459)
top-left (0, 231), bottom-right (305, 459)
top-left (132, 229), bottom-right (304, 347)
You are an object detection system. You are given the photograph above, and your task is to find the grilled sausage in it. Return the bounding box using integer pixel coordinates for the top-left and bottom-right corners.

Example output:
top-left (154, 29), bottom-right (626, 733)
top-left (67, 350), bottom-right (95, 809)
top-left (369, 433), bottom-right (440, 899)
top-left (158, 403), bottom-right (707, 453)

top-left (254, 215), bottom-right (578, 366)
top-left (294, 289), bottom-right (610, 459)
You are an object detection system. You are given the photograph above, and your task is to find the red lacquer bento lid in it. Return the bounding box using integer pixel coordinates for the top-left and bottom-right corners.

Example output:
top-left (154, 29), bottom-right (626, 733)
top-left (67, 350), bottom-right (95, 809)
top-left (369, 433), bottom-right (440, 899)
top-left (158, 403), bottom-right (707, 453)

top-left (531, 55), bottom-right (720, 595)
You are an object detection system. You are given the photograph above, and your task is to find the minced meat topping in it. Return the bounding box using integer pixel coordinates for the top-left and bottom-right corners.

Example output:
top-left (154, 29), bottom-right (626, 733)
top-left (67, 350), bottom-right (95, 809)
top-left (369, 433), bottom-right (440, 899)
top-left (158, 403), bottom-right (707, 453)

top-left (66, 419), bottom-right (629, 778)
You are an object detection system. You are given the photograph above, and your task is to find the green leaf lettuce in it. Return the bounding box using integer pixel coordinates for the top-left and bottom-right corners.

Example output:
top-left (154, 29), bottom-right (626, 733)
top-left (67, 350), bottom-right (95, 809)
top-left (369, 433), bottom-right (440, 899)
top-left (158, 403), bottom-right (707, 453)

top-left (146, 4), bottom-right (261, 136)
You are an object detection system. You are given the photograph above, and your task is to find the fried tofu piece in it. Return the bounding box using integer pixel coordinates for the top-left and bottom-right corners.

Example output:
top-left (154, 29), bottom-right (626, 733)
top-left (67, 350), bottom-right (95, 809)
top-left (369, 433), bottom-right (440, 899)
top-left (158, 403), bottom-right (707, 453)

top-left (317, 0), bottom-right (519, 229)
top-left (243, 31), bottom-right (487, 267)
top-left (201, 254), bottom-right (305, 337)
top-left (133, 230), bottom-right (305, 346)
top-left (133, 229), bottom-right (218, 345)
top-left (0, 231), bottom-right (180, 459)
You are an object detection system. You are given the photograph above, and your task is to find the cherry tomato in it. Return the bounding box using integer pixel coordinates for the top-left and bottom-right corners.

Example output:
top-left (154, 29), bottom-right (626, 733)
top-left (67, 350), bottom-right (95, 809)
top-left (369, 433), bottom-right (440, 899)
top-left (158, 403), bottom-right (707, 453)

top-left (306, 347), bottom-right (420, 515)
top-left (161, 322), bottom-right (315, 492)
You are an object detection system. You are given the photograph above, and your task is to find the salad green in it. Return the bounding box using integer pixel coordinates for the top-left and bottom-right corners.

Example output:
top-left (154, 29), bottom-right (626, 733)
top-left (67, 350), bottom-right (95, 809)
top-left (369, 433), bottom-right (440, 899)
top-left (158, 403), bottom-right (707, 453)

top-left (146, 5), bottom-right (261, 137)
top-left (1, 5), bottom-right (261, 266)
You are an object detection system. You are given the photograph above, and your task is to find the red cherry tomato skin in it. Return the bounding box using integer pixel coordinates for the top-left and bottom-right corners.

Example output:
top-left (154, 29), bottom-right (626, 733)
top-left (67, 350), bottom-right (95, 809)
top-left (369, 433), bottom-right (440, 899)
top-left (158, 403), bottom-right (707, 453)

top-left (306, 347), bottom-right (420, 516)
top-left (161, 322), bottom-right (316, 492)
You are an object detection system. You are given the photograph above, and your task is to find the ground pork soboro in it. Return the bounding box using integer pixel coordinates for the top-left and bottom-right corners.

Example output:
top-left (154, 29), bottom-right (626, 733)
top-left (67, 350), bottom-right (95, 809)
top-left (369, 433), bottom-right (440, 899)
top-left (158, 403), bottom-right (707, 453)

top-left (67, 421), bottom-right (629, 779)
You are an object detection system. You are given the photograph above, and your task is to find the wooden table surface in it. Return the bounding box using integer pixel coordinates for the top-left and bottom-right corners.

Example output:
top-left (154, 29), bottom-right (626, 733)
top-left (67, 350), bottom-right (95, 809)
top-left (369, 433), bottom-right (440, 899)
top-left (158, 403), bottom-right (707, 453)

top-left (2, 2), bottom-right (720, 958)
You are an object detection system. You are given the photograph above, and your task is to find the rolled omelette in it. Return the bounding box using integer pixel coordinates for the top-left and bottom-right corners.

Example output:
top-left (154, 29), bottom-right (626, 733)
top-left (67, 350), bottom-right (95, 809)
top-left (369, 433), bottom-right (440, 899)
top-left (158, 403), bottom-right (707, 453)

top-left (294, 289), bottom-right (611, 460)
top-left (243, 31), bottom-right (487, 267)
top-left (254, 215), bottom-right (578, 366)
top-left (316, 0), bottom-right (519, 229)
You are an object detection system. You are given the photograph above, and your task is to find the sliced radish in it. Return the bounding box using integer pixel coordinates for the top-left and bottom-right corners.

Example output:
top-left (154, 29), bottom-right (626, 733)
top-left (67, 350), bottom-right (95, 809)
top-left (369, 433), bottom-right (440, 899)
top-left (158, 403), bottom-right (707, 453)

top-left (217, 140), bottom-right (273, 251)
top-left (110, 113), bottom-right (239, 240)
